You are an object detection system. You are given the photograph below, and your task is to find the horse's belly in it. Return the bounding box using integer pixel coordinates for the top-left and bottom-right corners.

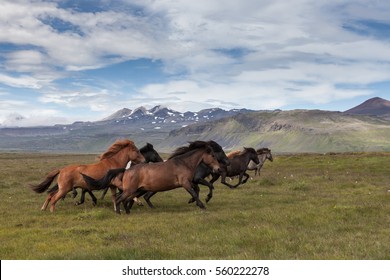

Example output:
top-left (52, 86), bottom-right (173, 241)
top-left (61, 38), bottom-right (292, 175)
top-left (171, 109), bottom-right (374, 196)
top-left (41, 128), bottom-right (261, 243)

top-left (141, 168), bottom-right (179, 192)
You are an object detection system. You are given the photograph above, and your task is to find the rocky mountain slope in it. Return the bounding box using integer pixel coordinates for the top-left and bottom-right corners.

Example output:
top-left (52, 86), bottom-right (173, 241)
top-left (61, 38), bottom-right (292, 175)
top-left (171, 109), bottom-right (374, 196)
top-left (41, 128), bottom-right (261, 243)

top-left (0, 98), bottom-right (389, 153)
top-left (162, 109), bottom-right (390, 153)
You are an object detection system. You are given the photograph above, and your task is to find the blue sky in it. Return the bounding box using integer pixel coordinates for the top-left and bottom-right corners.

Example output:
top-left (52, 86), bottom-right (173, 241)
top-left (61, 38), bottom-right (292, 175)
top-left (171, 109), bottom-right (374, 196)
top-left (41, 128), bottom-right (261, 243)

top-left (1, 0), bottom-right (390, 126)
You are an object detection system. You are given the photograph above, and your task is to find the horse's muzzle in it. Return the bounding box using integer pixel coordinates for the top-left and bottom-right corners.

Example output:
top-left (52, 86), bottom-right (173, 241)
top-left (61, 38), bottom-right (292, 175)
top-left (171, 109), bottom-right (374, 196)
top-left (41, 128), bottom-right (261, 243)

top-left (213, 167), bottom-right (221, 174)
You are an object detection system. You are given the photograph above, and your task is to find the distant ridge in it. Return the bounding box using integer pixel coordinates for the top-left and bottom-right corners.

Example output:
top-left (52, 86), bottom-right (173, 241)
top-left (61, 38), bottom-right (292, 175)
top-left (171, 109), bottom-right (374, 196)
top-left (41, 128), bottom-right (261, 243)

top-left (344, 97), bottom-right (390, 116)
top-left (99, 105), bottom-right (252, 124)
top-left (1, 98), bottom-right (389, 153)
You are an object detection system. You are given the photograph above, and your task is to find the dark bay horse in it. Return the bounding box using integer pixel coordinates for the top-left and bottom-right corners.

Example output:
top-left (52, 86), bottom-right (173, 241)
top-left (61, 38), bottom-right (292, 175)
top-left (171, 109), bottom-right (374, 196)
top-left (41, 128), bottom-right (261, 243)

top-left (143, 140), bottom-right (229, 207)
top-left (210, 147), bottom-right (260, 189)
top-left (74, 143), bottom-right (163, 205)
top-left (247, 148), bottom-right (273, 176)
top-left (103, 141), bottom-right (221, 214)
top-left (30, 139), bottom-right (145, 212)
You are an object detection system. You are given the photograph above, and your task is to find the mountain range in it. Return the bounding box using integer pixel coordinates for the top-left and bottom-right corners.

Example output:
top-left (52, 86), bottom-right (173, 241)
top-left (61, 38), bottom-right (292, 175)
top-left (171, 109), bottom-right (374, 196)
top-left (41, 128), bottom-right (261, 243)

top-left (0, 97), bottom-right (389, 153)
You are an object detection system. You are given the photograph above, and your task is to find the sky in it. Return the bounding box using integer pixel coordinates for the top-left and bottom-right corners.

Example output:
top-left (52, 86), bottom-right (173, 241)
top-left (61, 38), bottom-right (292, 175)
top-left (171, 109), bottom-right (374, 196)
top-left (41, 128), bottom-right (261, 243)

top-left (1, 0), bottom-right (390, 126)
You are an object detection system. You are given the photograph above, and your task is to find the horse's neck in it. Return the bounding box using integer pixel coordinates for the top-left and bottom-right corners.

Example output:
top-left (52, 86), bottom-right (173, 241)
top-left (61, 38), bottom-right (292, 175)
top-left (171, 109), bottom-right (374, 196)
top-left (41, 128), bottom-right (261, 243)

top-left (176, 149), bottom-right (205, 172)
top-left (258, 154), bottom-right (267, 164)
top-left (243, 153), bottom-right (255, 165)
top-left (102, 149), bottom-right (129, 168)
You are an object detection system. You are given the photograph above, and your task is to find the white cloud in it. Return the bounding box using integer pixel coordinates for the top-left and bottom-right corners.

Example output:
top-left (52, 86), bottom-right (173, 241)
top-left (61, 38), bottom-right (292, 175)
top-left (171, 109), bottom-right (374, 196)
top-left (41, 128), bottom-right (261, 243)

top-left (1, 111), bottom-right (69, 127)
top-left (0, 73), bottom-right (44, 89)
top-left (0, 0), bottom-right (390, 126)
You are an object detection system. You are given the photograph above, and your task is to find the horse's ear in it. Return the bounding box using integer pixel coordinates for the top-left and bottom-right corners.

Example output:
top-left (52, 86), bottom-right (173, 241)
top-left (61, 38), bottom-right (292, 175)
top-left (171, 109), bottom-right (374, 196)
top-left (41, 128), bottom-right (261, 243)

top-left (147, 143), bottom-right (153, 148)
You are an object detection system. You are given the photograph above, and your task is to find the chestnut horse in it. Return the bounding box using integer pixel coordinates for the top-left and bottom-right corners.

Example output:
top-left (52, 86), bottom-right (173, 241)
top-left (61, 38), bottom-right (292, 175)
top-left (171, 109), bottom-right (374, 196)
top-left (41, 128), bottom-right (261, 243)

top-left (30, 139), bottom-right (145, 212)
top-left (115, 142), bottom-right (221, 214)
top-left (74, 142), bottom-right (163, 206)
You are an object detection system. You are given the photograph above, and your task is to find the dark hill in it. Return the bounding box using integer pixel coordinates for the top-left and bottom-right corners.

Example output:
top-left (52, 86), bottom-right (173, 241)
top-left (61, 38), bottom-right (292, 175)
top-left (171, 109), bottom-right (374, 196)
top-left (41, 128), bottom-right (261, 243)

top-left (344, 97), bottom-right (390, 117)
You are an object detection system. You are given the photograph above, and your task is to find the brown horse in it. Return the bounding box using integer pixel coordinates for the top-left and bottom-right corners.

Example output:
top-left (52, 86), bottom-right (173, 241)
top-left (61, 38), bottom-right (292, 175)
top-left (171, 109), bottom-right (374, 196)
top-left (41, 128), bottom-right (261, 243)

top-left (115, 142), bottom-right (221, 214)
top-left (30, 139), bottom-right (145, 212)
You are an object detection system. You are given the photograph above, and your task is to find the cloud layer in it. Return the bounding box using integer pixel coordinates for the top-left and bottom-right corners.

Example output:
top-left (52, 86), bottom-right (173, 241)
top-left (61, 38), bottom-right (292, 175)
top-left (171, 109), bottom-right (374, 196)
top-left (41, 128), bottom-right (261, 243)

top-left (0, 0), bottom-right (390, 125)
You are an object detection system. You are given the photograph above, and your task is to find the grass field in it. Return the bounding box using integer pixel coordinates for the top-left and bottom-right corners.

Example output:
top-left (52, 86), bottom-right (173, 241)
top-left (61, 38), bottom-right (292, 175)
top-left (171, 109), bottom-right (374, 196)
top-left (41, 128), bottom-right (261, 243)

top-left (0, 152), bottom-right (389, 260)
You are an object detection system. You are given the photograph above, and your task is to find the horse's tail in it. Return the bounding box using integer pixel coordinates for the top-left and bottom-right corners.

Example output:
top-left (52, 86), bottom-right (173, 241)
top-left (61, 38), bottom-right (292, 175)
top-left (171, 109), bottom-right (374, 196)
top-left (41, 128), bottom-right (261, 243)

top-left (81, 168), bottom-right (126, 191)
top-left (47, 183), bottom-right (59, 194)
top-left (30, 169), bottom-right (60, 193)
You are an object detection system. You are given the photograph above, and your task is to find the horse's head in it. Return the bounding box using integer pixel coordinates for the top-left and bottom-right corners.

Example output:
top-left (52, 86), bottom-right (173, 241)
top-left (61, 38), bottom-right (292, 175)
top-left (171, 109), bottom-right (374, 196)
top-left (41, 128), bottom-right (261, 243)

top-left (202, 147), bottom-right (221, 173)
top-left (265, 149), bottom-right (273, 162)
top-left (258, 148), bottom-right (273, 162)
top-left (208, 140), bottom-right (230, 166)
top-left (127, 144), bottom-right (145, 164)
top-left (100, 139), bottom-right (145, 165)
top-left (141, 143), bottom-right (163, 163)
top-left (245, 147), bottom-right (260, 164)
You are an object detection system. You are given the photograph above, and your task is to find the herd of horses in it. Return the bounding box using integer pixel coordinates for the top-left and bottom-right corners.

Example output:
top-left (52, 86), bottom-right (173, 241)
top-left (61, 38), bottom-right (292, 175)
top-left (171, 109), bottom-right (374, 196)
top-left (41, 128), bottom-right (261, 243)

top-left (30, 139), bottom-right (273, 214)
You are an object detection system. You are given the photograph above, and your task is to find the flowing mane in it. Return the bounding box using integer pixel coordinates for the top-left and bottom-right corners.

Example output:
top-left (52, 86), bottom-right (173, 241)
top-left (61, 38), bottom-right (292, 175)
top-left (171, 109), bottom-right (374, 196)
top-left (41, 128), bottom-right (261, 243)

top-left (168, 141), bottom-right (210, 159)
top-left (99, 139), bottom-right (134, 160)
top-left (140, 143), bottom-right (154, 154)
top-left (227, 150), bottom-right (241, 159)
top-left (257, 148), bottom-right (271, 154)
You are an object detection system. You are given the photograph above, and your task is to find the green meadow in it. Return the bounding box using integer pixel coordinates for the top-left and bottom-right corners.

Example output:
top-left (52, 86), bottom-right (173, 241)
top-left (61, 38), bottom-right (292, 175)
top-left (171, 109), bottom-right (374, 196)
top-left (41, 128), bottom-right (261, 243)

top-left (0, 152), bottom-right (389, 259)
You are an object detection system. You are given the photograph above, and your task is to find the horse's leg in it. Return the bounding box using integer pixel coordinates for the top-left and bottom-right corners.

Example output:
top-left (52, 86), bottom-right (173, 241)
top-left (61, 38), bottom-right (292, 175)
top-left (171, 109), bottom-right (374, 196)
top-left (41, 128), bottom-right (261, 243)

top-left (188, 183), bottom-right (200, 204)
top-left (109, 186), bottom-right (118, 212)
top-left (76, 189), bottom-right (97, 206)
top-left (88, 190), bottom-right (97, 206)
top-left (183, 181), bottom-right (205, 209)
top-left (143, 191), bottom-right (157, 209)
top-left (115, 189), bottom-right (135, 214)
top-left (195, 178), bottom-right (215, 203)
top-left (49, 186), bottom-right (71, 212)
top-left (203, 180), bottom-right (215, 203)
top-left (124, 189), bottom-right (146, 214)
top-left (72, 188), bottom-right (78, 198)
top-left (209, 173), bottom-right (220, 185)
top-left (220, 172), bottom-right (236, 189)
top-left (75, 189), bottom-right (86, 205)
top-left (115, 193), bottom-right (123, 214)
top-left (41, 193), bottom-right (55, 211)
top-left (100, 187), bottom-right (109, 199)
top-left (124, 198), bottom-right (134, 214)
top-left (242, 172), bottom-right (250, 184)
top-left (230, 173), bottom-right (245, 188)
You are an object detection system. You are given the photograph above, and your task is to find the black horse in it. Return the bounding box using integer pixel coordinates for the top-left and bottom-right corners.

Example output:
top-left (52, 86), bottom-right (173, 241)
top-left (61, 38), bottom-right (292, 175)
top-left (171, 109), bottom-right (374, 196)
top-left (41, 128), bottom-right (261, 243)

top-left (83, 140), bottom-right (230, 208)
top-left (74, 142), bottom-right (163, 206)
top-left (210, 147), bottom-right (260, 189)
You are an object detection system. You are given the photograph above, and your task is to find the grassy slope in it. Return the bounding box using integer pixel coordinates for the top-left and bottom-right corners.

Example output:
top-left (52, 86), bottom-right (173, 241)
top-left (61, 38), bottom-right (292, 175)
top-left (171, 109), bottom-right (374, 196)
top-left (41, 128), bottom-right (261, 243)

top-left (162, 110), bottom-right (390, 153)
top-left (0, 152), bottom-right (389, 260)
